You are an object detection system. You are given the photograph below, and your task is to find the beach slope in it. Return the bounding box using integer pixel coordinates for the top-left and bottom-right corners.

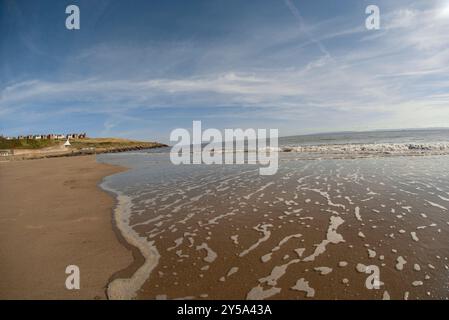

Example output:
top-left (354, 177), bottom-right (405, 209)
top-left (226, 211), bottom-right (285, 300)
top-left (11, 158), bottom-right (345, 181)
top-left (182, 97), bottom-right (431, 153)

top-left (0, 155), bottom-right (132, 299)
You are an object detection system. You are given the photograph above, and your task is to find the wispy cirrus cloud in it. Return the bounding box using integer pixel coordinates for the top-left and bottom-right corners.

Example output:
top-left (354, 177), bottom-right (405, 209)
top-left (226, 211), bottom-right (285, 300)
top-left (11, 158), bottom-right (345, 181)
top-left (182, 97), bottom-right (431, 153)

top-left (1, 0), bottom-right (449, 138)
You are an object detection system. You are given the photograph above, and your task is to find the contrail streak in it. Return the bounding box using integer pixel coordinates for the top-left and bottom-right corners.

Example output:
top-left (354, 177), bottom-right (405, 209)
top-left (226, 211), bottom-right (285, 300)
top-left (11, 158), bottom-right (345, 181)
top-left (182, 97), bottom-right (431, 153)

top-left (284, 0), bottom-right (331, 58)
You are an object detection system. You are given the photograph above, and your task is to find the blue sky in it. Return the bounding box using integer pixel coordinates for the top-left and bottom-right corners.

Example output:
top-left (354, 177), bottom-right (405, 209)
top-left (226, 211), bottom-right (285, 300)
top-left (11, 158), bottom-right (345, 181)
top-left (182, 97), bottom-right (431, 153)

top-left (1, 0), bottom-right (449, 142)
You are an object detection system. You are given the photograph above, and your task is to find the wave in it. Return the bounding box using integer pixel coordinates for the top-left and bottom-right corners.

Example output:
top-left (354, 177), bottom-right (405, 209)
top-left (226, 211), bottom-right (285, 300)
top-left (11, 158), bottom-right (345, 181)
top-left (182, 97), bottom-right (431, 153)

top-left (111, 142), bottom-right (449, 160)
top-left (279, 142), bottom-right (449, 155)
top-left (190, 142), bottom-right (449, 156)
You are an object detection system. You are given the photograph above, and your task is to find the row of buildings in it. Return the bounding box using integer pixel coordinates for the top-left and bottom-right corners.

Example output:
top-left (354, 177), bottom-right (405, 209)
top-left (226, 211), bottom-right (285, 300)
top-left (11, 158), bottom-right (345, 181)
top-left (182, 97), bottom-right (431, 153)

top-left (1, 133), bottom-right (87, 140)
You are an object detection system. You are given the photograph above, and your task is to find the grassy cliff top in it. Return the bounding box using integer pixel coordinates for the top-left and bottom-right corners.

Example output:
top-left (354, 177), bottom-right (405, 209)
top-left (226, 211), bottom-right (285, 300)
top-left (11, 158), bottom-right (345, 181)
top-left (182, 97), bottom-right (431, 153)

top-left (0, 137), bottom-right (166, 150)
top-left (69, 137), bottom-right (165, 149)
top-left (0, 138), bottom-right (59, 149)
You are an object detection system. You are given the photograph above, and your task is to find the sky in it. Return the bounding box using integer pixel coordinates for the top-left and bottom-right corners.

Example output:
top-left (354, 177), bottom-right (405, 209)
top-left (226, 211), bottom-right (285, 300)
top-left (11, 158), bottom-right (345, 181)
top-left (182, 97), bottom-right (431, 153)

top-left (1, 0), bottom-right (449, 142)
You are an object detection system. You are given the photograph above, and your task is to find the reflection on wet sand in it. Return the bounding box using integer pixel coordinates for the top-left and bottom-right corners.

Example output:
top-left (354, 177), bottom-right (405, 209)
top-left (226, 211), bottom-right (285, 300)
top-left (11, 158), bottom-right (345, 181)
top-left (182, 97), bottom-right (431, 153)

top-left (101, 153), bottom-right (449, 300)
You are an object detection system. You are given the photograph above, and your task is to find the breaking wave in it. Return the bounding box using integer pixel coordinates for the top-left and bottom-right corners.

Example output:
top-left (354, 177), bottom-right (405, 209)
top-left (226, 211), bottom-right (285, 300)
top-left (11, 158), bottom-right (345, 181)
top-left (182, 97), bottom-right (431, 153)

top-left (279, 142), bottom-right (449, 155)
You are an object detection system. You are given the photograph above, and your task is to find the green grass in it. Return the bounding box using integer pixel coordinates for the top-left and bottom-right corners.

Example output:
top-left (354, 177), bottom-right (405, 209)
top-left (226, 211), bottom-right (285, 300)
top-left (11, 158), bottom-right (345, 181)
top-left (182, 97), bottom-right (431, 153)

top-left (69, 138), bottom-right (159, 149)
top-left (0, 137), bottom-right (60, 149)
top-left (0, 137), bottom-right (166, 151)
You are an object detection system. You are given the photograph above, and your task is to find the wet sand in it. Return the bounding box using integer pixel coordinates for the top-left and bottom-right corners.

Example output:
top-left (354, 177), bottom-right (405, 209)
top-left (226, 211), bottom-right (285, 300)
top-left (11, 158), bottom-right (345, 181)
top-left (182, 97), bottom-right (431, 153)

top-left (0, 155), bottom-right (132, 299)
top-left (100, 153), bottom-right (449, 300)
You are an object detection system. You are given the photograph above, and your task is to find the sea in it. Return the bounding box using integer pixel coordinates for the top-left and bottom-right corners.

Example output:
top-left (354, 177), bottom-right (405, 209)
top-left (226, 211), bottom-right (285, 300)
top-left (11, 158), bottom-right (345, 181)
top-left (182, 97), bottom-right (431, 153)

top-left (98, 129), bottom-right (449, 300)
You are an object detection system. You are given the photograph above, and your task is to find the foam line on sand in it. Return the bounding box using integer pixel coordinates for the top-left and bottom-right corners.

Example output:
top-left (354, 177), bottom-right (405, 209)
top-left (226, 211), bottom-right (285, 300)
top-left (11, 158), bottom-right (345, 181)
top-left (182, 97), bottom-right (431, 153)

top-left (102, 182), bottom-right (160, 300)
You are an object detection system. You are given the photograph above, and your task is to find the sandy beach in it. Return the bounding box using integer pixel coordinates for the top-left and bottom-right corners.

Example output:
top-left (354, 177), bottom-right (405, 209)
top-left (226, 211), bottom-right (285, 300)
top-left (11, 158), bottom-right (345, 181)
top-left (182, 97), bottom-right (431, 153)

top-left (0, 155), bottom-right (132, 299)
top-left (1, 149), bottom-right (449, 300)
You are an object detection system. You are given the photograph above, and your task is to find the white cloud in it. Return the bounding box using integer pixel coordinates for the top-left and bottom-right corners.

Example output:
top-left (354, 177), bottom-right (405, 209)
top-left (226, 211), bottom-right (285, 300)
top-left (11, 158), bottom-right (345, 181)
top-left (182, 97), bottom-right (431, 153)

top-left (2, 0), bottom-right (449, 135)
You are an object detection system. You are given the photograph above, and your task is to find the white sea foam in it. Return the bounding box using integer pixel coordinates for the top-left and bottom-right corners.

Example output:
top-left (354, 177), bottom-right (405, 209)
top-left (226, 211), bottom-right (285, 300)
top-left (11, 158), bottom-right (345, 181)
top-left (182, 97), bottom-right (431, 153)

top-left (205, 210), bottom-right (237, 225)
top-left (261, 253), bottom-right (272, 263)
top-left (243, 182), bottom-right (275, 200)
top-left (426, 200), bottom-right (447, 211)
top-left (295, 248), bottom-right (306, 258)
top-left (246, 286), bottom-right (281, 300)
top-left (356, 263), bottom-right (368, 273)
top-left (196, 242), bottom-right (218, 263)
top-left (314, 267), bottom-right (333, 275)
top-left (230, 234), bottom-right (239, 245)
top-left (102, 184), bottom-right (160, 300)
top-left (261, 233), bottom-right (302, 262)
top-left (303, 216), bottom-right (345, 262)
top-left (280, 142), bottom-right (449, 156)
top-left (247, 256), bottom-right (303, 299)
top-left (396, 256), bottom-right (407, 271)
top-left (303, 188), bottom-right (345, 210)
top-left (355, 207), bottom-right (362, 221)
top-left (291, 278), bottom-right (315, 298)
top-left (239, 224), bottom-right (273, 257)
top-left (368, 249), bottom-right (376, 258)
top-left (167, 237), bottom-right (184, 251)
top-left (411, 231), bottom-right (419, 242)
top-left (226, 267), bottom-right (239, 277)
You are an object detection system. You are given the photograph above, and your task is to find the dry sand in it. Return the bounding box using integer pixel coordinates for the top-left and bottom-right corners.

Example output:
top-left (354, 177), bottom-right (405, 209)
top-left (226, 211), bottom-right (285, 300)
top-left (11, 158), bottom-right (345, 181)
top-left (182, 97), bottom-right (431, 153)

top-left (0, 155), bottom-right (132, 299)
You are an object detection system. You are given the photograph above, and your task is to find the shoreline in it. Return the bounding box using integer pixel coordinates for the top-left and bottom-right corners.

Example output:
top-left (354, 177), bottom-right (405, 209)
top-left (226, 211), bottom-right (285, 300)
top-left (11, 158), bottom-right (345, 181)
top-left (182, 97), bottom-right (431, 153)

top-left (0, 155), bottom-right (133, 299)
top-left (99, 153), bottom-right (449, 300)
top-left (100, 181), bottom-right (161, 300)
top-left (102, 187), bottom-right (146, 299)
